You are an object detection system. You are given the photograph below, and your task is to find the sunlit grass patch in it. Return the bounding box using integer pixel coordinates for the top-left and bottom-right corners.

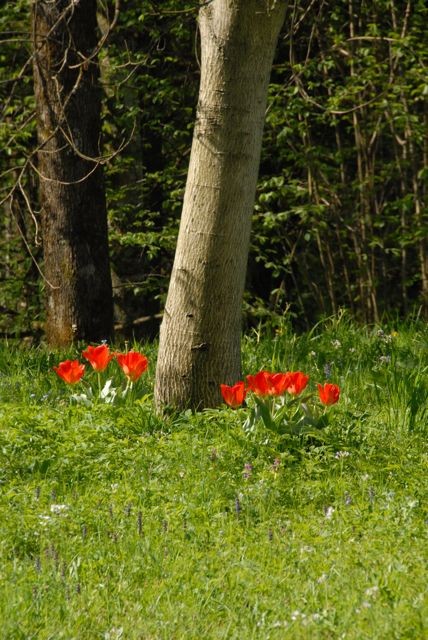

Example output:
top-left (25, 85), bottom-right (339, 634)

top-left (0, 318), bottom-right (427, 638)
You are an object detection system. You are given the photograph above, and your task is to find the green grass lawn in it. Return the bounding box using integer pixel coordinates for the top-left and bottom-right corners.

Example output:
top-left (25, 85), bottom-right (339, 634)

top-left (0, 316), bottom-right (427, 639)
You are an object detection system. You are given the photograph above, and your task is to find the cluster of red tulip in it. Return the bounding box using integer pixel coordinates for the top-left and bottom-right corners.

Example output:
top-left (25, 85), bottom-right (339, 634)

top-left (54, 344), bottom-right (148, 403)
top-left (220, 370), bottom-right (340, 437)
top-left (221, 370), bottom-right (339, 407)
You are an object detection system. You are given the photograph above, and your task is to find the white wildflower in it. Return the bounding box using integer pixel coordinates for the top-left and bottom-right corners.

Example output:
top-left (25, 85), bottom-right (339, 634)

top-left (324, 506), bottom-right (335, 519)
top-left (50, 504), bottom-right (69, 514)
top-left (335, 450), bottom-right (350, 459)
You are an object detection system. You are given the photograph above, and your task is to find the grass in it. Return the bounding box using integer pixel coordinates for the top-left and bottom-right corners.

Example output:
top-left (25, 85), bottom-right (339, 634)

top-left (0, 315), bottom-right (427, 639)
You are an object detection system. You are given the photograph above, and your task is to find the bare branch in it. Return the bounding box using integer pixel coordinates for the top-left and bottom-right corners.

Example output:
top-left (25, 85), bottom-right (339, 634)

top-left (9, 194), bottom-right (59, 290)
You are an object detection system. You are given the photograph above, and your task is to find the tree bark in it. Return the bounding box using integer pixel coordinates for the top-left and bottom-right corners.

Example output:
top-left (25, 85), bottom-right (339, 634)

top-left (155, 0), bottom-right (286, 410)
top-left (32, 0), bottom-right (113, 346)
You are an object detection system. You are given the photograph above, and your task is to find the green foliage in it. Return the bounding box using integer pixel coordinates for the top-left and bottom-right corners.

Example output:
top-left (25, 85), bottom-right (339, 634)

top-left (0, 0), bottom-right (40, 336)
top-left (101, 1), bottom-right (199, 324)
top-left (0, 0), bottom-right (427, 337)
top-left (0, 321), bottom-right (427, 637)
top-left (252, 0), bottom-right (428, 325)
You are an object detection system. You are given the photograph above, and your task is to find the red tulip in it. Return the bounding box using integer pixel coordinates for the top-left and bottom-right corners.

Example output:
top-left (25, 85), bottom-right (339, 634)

top-left (220, 381), bottom-right (246, 408)
top-left (246, 371), bottom-right (274, 396)
top-left (270, 372), bottom-right (292, 395)
top-left (246, 371), bottom-right (291, 396)
top-left (53, 359), bottom-right (85, 384)
top-left (82, 344), bottom-right (113, 372)
top-left (285, 371), bottom-right (309, 395)
top-left (317, 382), bottom-right (340, 405)
top-left (116, 350), bottom-right (148, 382)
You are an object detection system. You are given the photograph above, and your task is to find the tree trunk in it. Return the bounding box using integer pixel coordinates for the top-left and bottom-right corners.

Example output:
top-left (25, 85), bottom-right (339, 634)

top-left (155, 0), bottom-right (286, 410)
top-left (32, 0), bottom-right (113, 346)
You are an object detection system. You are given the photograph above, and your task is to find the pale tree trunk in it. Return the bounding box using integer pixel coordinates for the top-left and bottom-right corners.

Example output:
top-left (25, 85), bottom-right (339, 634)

top-left (32, 0), bottom-right (113, 346)
top-left (155, 0), bottom-right (286, 410)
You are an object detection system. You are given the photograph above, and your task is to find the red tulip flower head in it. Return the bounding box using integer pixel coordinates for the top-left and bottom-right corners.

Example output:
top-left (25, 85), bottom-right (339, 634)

top-left (246, 371), bottom-right (270, 396)
top-left (247, 370), bottom-right (298, 397)
top-left (285, 371), bottom-right (309, 395)
top-left (269, 372), bottom-right (292, 395)
top-left (116, 350), bottom-right (148, 382)
top-left (317, 382), bottom-right (340, 405)
top-left (53, 359), bottom-right (85, 384)
top-left (82, 344), bottom-right (113, 372)
top-left (220, 381), bottom-right (246, 408)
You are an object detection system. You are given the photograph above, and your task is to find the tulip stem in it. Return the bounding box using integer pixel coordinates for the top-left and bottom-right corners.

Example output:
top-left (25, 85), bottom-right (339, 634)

top-left (124, 379), bottom-right (133, 401)
top-left (97, 372), bottom-right (102, 400)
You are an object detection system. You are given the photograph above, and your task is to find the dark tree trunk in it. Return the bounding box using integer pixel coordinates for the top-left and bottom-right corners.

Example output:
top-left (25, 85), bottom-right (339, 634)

top-left (32, 0), bottom-right (113, 346)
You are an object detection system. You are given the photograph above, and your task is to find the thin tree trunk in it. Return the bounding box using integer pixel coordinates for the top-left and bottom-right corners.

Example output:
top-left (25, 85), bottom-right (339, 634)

top-left (32, 0), bottom-right (113, 346)
top-left (420, 103), bottom-right (428, 315)
top-left (348, 0), bottom-right (380, 322)
top-left (155, 0), bottom-right (286, 410)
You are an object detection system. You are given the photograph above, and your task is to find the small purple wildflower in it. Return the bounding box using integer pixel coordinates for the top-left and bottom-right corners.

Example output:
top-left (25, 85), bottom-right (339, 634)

top-left (243, 463), bottom-right (253, 479)
top-left (324, 362), bottom-right (332, 379)
top-left (235, 495), bottom-right (242, 515)
top-left (272, 457), bottom-right (281, 472)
